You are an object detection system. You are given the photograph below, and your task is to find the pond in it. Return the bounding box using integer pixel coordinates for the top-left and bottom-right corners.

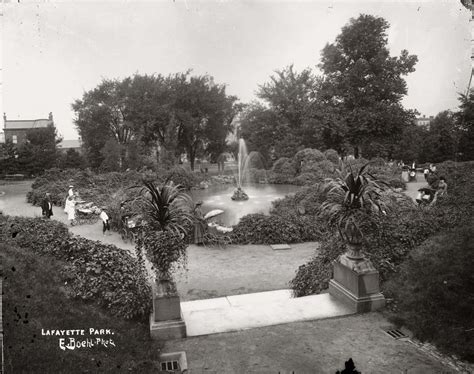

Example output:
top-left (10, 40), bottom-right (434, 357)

top-left (190, 184), bottom-right (300, 226)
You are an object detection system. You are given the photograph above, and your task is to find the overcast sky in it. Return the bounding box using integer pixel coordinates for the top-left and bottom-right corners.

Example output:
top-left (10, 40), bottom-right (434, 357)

top-left (1, 0), bottom-right (471, 140)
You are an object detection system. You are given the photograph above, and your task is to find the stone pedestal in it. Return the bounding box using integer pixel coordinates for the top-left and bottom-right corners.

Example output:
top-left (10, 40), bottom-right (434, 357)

top-left (150, 280), bottom-right (186, 340)
top-left (328, 254), bottom-right (385, 313)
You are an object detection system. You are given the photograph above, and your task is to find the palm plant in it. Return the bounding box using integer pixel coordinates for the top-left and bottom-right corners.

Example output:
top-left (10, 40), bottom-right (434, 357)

top-left (320, 163), bottom-right (390, 258)
top-left (131, 179), bottom-right (195, 283)
top-left (136, 179), bottom-right (195, 234)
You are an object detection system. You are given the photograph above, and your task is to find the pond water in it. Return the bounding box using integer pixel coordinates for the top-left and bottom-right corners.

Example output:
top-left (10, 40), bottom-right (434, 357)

top-left (190, 183), bottom-right (300, 226)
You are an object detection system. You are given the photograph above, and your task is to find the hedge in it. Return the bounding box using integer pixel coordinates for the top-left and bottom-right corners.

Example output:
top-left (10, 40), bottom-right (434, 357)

top-left (385, 223), bottom-right (474, 362)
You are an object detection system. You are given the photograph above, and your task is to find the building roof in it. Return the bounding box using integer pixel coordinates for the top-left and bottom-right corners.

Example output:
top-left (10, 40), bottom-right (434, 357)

top-left (58, 139), bottom-right (82, 149)
top-left (4, 119), bottom-right (53, 130)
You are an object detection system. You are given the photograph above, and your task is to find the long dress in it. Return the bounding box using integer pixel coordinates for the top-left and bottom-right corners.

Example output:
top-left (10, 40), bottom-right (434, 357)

top-left (65, 198), bottom-right (76, 221)
top-left (193, 207), bottom-right (206, 244)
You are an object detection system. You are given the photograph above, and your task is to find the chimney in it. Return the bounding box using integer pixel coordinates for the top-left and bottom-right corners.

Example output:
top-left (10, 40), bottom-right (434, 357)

top-left (3, 113), bottom-right (6, 129)
top-left (48, 112), bottom-right (53, 121)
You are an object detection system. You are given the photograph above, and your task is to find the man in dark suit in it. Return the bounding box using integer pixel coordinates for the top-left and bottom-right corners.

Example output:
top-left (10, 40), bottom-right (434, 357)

top-left (41, 192), bottom-right (53, 219)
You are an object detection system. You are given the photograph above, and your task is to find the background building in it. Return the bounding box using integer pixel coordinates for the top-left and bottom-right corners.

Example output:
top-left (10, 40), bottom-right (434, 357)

top-left (3, 112), bottom-right (55, 145)
top-left (415, 115), bottom-right (433, 129)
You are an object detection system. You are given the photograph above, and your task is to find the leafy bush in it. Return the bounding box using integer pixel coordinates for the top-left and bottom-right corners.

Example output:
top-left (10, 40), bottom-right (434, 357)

top-left (384, 224), bottom-right (474, 361)
top-left (324, 149), bottom-right (340, 164)
top-left (0, 215), bottom-right (152, 321)
top-left (163, 165), bottom-right (201, 190)
top-left (230, 213), bottom-right (302, 244)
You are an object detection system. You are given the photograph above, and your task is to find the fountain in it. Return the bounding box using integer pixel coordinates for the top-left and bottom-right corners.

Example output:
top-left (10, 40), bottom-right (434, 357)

top-left (231, 139), bottom-right (250, 201)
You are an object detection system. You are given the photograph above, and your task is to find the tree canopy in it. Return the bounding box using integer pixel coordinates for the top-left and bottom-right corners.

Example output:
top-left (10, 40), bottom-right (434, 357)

top-left (72, 73), bottom-right (240, 170)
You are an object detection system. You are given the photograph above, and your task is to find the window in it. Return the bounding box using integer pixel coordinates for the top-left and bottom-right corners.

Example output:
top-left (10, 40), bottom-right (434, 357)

top-left (12, 135), bottom-right (17, 144)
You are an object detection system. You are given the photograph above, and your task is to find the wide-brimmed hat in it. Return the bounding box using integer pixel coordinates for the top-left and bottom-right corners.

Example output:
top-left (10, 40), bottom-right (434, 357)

top-left (68, 185), bottom-right (74, 188)
top-left (196, 200), bottom-right (203, 206)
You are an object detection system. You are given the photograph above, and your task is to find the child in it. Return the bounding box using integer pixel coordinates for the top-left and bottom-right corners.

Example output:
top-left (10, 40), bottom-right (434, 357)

top-left (100, 208), bottom-right (111, 236)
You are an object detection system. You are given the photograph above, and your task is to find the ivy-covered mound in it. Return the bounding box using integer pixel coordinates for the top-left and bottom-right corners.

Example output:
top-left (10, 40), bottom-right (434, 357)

top-left (0, 214), bottom-right (152, 321)
top-left (291, 160), bottom-right (474, 297)
top-left (2, 243), bottom-right (163, 373)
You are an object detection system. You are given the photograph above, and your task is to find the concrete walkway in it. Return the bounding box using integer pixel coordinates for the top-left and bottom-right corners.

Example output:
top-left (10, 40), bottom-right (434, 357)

top-left (181, 289), bottom-right (354, 337)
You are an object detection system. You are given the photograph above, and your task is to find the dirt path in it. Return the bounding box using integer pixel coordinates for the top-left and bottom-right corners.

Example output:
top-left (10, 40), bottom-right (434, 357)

top-left (0, 180), bottom-right (316, 301)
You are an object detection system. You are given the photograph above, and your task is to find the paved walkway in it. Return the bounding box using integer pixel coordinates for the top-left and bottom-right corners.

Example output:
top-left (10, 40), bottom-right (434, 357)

top-left (181, 289), bottom-right (354, 337)
top-left (164, 312), bottom-right (460, 373)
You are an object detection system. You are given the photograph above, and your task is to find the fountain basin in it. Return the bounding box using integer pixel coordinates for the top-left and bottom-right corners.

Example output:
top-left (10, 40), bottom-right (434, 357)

top-left (191, 184), bottom-right (300, 226)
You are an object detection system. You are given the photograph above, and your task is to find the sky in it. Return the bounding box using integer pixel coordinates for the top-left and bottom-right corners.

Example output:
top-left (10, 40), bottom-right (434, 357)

top-left (1, 0), bottom-right (471, 140)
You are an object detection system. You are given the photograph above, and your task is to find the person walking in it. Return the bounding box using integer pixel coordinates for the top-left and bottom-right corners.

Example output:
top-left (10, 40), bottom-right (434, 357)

top-left (65, 195), bottom-right (76, 226)
top-left (100, 208), bottom-right (111, 236)
top-left (41, 192), bottom-right (53, 219)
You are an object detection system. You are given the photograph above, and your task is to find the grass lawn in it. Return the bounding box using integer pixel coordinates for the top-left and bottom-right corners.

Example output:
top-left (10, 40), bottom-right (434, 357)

top-left (1, 243), bottom-right (163, 374)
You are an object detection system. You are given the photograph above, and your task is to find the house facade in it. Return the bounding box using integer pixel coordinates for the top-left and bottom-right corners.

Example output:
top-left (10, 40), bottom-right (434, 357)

top-left (3, 112), bottom-right (55, 145)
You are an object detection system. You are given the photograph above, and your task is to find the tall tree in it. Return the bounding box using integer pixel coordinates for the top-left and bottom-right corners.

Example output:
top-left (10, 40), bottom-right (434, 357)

top-left (174, 74), bottom-right (239, 170)
top-left (456, 90), bottom-right (474, 161)
top-left (72, 78), bottom-right (143, 169)
top-left (318, 14), bottom-right (418, 158)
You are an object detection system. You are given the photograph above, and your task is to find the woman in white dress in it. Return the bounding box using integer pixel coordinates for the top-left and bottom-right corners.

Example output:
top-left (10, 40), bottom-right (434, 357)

top-left (65, 196), bottom-right (76, 226)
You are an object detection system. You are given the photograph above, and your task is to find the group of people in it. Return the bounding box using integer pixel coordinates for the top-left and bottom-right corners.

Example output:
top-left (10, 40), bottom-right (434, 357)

top-left (415, 164), bottom-right (448, 206)
top-left (41, 184), bottom-right (111, 235)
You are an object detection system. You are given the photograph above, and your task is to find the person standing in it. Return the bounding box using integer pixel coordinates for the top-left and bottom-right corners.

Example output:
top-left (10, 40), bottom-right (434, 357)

top-left (41, 193), bottom-right (53, 219)
top-left (100, 208), bottom-right (111, 236)
top-left (193, 201), bottom-right (206, 245)
top-left (65, 196), bottom-right (76, 226)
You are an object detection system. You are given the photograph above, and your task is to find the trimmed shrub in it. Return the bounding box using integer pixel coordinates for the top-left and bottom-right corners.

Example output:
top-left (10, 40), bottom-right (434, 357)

top-left (230, 213), bottom-right (301, 244)
top-left (272, 157), bottom-right (292, 174)
top-left (385, 224), bottom-right (474, 361)
top-left (0, 215), bottom-right (152, 321)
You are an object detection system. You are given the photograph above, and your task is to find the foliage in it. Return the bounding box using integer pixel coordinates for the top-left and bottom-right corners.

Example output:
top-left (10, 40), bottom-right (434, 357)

top-left (290, 235), bottom-right (346, 296)
top-left (27, 168), bottom-right (154, 209)
top-left (58, 148), bottom-right (87, 169)
top-left (100, 138), bottom-right (124, 172)
top-left (0, 215), bottom-right (152, 321)
top-left (163, 165), bottom-right (201, 190)
top-left (230, 213), bottom-right (302, 244)
top-left (2, 242), bottom-right (163, 373)
top-left (384, 224), bottom-right (474, 361)
top-left (137, 230), bottom-right (187, 279)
